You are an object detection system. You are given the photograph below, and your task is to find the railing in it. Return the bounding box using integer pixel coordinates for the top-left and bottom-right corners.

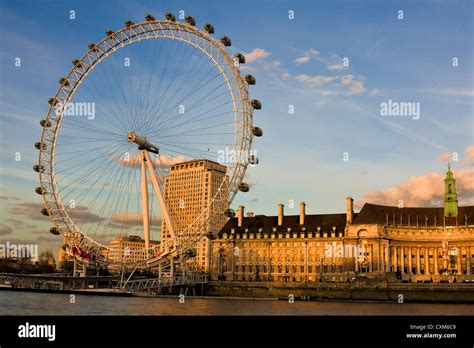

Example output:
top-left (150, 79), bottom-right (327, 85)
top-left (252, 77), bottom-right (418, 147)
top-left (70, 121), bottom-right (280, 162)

top-left (121, 273), bottom-right (208, 292)
top-left (387, 282), bottom-right (474, 290)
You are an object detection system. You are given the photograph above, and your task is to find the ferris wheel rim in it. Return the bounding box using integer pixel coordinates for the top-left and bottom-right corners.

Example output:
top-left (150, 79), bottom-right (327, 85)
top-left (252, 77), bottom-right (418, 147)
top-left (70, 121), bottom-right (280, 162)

top-left (37, 18), bottom-right (254, 266)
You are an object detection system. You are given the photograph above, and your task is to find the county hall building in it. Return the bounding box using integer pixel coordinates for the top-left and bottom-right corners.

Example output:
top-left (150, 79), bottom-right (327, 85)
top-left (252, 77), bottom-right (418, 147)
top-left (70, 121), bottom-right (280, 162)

top-left (209, 166), bottom-right (474, 283)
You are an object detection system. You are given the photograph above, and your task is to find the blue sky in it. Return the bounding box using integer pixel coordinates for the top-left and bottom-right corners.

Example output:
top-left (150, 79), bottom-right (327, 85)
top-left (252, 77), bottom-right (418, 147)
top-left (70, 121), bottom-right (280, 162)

top-left (0, 0), bottom-right (473, 254)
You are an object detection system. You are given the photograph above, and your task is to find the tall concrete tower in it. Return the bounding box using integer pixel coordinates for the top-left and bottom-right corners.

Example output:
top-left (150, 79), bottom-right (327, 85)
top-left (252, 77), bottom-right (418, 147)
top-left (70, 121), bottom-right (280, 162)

top-left (161, 159), bottom-right (228, 272)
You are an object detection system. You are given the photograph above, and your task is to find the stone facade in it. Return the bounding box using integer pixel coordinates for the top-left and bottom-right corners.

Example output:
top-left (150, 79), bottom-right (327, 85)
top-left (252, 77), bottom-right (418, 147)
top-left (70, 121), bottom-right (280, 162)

top-left (210, 170), bottom-right (474, 283)
top-left (161, 159), bottom-right (227, 272)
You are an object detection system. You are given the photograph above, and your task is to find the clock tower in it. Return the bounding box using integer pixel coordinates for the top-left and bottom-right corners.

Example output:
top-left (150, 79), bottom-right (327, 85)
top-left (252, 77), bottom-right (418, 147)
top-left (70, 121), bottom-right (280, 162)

top-left (444, 163), bottom-right (458, 218)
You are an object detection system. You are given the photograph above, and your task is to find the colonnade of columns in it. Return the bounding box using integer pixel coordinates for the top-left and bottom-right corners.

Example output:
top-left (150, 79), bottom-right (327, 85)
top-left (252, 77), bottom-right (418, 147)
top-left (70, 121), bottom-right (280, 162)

top-left (387, 245), bottom-right (471, 275)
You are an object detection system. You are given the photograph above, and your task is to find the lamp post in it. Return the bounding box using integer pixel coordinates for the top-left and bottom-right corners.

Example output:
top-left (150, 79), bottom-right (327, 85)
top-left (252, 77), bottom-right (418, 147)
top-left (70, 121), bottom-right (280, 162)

top-left (320, 257), bottom-right (324, 284)
top-left (218, 245), bottom-right (226, 281)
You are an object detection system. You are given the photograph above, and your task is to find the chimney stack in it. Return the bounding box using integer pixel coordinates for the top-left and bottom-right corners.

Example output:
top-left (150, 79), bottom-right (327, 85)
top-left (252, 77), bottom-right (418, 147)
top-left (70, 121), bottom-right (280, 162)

top-left (346, 196), bottom-right (353, 224)
top-left (299, 202), bottom-right (306, 225)
top-left (237, 205), bottom-right (244, 227)
top-left (278, 204), bottom-right (284, 226)
top-left (246, 212), bottom-right (254, 218)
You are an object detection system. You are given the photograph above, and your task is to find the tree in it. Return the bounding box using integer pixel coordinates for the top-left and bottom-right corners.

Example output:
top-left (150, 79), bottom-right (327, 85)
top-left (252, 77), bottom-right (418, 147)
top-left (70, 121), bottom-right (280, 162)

top-left (38, 250), bottom-right (56, 270)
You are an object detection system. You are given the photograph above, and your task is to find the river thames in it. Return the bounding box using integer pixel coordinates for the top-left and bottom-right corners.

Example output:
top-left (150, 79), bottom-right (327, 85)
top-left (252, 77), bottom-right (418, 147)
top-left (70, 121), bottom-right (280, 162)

top-left (1, 291), bottom-right (473, 315)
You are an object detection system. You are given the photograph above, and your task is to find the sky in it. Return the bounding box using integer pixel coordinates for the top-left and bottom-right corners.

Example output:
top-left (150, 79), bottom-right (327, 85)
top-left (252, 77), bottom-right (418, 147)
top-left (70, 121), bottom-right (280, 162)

top-left (0, 0), bottom-right (473, 256)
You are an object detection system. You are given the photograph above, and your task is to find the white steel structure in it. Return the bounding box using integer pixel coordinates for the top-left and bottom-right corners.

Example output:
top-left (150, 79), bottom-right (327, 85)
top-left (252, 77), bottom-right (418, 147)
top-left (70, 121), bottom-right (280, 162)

top-left (35, 14), bottom-right (263, 273)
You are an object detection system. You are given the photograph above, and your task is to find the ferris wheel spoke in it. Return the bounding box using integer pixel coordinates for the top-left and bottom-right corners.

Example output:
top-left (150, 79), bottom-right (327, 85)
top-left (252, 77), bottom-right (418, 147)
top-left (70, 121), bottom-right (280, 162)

top-left (56, 141), bottom-right (131, 189)
top-left (143, 45), bottom-right (204, 129)
top-left (55, 137), bottom-right (124, 158)
top-left (161, 141), bottom-right (232, 146)
top-left (141, 39), bottom-right (198, 129)
top-left (155, 105), bottom-right (233, 138)
top-left (133, 38), bottom-right (183, 135)
top-left (77, 173), bottom-right (131, 238)
top-left (55, 142), bottom-right (126, 165)
top-left (126, 40), bottom-right (157, 137)
top-left (54, 141), bottom-right (130, 182)
top-left (149, 69), bottom-right (226, 134)
top-left (98, 51), bottom-right (137, 132)
top-left (162, 132), bottom-right (234, 139)
top-left (152, 83), bottom-right (230, 137)
top-left (128, 43), bottom-right (150, 136)
top-left (125, 44), bottom-right (137, 134)
top-left (144, 55), bottom-right (220, 132)
top-left (118, 157), bottom-right (141, 238)
top-left (55, 139), bottom-right (125, 147)
top-left (135, 38), bottom-right (165, 130)
top-left (159, 147), bottom-right (213, 161)
top-left (65, 161), bottom-right (126, 224)
top-left (158, 140), bottom-right (230, 154)
top-left (88, 70), bottom-right (130, 132)
top-left (158, 121), bottom-right (234, 139)
top-left (90, 156), bottom-right (138, 242)
top-left (56, 143), bottom-right (132, 199)
top-left (60, 116), bottom-right (125, 138)
top-left (150, 85), bottom-right (228, 138)
top-left (75, 66), bottom-right (131, 134)
top-left (55, 134), bottom-right (121, 141)
top-left (160, 145), bottom-right (217, 158)
top-left (79, 158), bottom-right (134, 240)
top-left (128, 43), bottom-right (146, 135)
top-left (146, 46), bottom-right (211, 129)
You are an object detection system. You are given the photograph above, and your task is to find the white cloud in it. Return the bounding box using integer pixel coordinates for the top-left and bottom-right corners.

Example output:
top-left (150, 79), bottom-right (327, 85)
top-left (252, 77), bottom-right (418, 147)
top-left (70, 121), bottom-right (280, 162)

top-left (463, 146), bottom-right (474, 166)
top-left (295, 56), bottom-right (311, 64)
top-left (328, 63), bottom-right (344, 70)
top-left (244, 48), bottom-right (271, 63)
top-left (443, 146), bottom-right (474, 166)
top-left (294, 73), bottom-right (365, 96)
top-left (370, 88), bottom-right (380, 96)
top-left (355, 168), bottom-right (474, 208)
top-left (281, 72), bottom-right (290, 80)
top-left (295, 74), bottom-right (337, 87)
top-left (294, 48), bottom-right (319, 65)
top-left (340, 74), bottom-right (354, 85)
top-left (295, 74), bottom-right (311, 81)
top-left (341, 74), bottom-right (365, 95)
top-left (440, 152), bottom-right (452, 162)
top-left (348, 80), bottom-right (365, 95)
top-left (263, 60), bottom-right (280, 70)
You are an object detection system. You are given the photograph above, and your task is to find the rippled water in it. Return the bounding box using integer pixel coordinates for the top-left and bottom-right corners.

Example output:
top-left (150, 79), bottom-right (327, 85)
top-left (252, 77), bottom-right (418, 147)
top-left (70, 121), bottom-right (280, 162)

top-left (1, 290), bottom-right (473, 315)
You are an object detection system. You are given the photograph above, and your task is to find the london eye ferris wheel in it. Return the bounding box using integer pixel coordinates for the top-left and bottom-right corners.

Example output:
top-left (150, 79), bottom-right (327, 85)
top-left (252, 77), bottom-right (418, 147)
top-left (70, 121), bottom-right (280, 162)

top-left (34, 13), bottom-right (263, 269)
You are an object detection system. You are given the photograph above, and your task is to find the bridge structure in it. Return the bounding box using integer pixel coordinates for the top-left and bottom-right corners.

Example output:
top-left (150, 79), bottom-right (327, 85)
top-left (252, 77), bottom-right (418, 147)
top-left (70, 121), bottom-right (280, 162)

top-left (0, 272), bottom-right (208, 295)
top-left (0, 273), bottom-right (120, 291)
top-left (119, 273), bottom-right (209, 295)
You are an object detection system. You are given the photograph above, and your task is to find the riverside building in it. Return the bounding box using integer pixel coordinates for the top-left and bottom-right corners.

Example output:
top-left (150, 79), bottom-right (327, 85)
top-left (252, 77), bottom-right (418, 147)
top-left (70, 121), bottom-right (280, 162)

top-left (210, 167), bottom-right (474, 283)
top-left (161, 159), bottom-right (228, 272)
